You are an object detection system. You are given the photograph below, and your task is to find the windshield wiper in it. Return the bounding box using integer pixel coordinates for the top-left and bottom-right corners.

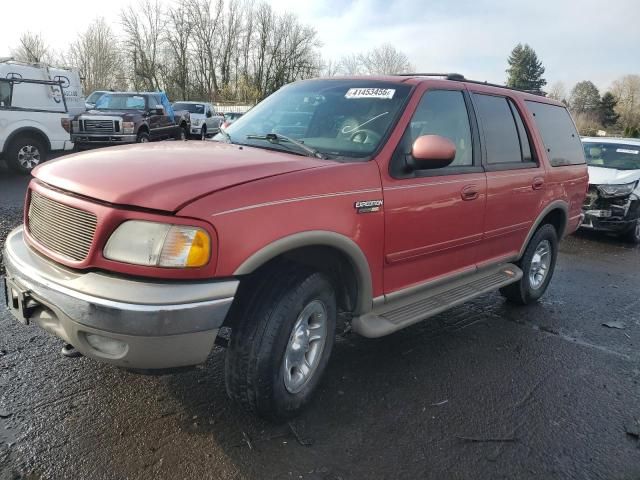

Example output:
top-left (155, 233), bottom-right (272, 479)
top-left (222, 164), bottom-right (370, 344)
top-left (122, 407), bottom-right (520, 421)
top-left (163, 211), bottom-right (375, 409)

top-left (246, 133), bottom-right (325, 159)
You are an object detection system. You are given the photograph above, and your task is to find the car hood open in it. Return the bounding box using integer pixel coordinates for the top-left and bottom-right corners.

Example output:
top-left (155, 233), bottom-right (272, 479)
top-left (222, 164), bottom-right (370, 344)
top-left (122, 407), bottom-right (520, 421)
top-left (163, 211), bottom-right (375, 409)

top-left (33, 142), bottom-right (329, 212)
top-left (588, 166), bottom-right (640, 185)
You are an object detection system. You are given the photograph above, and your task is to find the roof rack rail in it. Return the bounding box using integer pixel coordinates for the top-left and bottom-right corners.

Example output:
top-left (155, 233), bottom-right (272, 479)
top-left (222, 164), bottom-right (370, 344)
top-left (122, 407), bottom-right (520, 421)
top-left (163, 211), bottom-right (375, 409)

top-left (395, 72), bottom-right (546, 96)
top-left (396, 73), bottom-right (466, 81)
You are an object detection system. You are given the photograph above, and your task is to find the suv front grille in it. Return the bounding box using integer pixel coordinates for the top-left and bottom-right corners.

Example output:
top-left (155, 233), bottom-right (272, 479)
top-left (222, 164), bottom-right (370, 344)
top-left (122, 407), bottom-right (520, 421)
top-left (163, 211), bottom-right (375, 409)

top-left (27, 191), bottom-right (98, 262)
top-left (83, 119), bottom-right (116, 134)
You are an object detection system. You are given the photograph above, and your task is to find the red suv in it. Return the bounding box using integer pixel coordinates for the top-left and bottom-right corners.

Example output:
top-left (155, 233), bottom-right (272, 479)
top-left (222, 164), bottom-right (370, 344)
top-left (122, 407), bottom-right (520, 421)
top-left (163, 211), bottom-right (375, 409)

top-left (3, 74), bottom-right (588, 420)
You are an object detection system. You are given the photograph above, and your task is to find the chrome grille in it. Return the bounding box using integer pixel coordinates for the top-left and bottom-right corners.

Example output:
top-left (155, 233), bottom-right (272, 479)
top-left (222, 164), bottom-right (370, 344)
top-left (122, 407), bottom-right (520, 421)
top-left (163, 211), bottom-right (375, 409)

top-left (83, 119), bottom-right (115, 134)
top-left (27, 191), bottom-right (97, 261)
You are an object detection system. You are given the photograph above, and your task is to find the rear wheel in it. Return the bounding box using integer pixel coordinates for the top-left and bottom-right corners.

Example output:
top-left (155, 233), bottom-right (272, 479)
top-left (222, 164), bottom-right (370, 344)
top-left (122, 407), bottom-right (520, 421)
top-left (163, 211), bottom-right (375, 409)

top-left (622, 219), bottom-right (640, 244)
top-left (225, 265), bottom-right (336, 421)
top-left (500, 224), bottom-right (558, 305)
top-left (200, 125), bottom-right (207, 140)
top-left (7, 135), bottom-right (47, 174)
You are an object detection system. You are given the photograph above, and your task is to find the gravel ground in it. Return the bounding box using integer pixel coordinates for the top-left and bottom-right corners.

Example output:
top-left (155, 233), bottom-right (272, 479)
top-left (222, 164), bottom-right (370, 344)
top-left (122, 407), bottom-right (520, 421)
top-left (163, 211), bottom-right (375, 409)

top-left (1, 164), bottom-right (640, 480)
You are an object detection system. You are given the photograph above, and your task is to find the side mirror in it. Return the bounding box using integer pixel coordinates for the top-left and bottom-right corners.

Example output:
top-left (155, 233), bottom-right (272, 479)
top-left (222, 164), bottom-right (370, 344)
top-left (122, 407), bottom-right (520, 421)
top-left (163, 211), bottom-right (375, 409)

top-left (206, 110), bottom-right (212, 118)
top-left (410, 134), bottom-right (456, 169)
top-left (153, 104), bottom-right (164, 115)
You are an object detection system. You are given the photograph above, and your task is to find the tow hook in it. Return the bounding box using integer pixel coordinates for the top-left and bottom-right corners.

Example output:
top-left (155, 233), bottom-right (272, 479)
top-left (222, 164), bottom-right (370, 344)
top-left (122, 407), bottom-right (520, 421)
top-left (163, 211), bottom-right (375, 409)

top-left (61, 344), bottom-right (83, 358)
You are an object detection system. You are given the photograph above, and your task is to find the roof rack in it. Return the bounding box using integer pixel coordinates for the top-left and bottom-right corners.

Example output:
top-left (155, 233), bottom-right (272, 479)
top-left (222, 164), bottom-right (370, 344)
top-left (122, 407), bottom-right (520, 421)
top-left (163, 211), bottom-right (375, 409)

top-left (395, 72), bottom-right (546, 96)
top-left (397, 73), bottom-right (466, 81)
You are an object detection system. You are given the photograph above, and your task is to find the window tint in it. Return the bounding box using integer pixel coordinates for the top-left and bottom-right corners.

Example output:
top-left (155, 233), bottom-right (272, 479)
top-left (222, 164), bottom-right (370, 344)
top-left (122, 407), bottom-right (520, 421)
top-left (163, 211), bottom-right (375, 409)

top-left (473, 94), bottom-right (522, 164)
top-left (508, 99), bottom-right (533, 162)
top-left (393, 90), bottom-right (473, 176)
top-left (525, 101), bottom-right (585, 166)
top-left (0, 81), bottom-right (11, 108)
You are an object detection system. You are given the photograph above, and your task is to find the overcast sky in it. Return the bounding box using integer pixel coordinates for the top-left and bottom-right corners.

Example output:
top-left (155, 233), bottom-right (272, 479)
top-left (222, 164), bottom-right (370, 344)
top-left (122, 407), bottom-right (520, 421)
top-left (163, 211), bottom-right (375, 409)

top-left (1, 0), bottom-right (639, 92)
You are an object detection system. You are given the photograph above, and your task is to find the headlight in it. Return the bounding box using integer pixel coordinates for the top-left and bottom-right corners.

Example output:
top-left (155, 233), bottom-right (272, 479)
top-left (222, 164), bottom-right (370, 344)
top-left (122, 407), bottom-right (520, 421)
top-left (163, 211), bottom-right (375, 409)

top-left (192, 119), bottom-right (202, 126)
top-left (597, 182), bottom-right (637, 197)
top-left (104, 220), bottom-right (211, 268)
top-left (122, 121), bottom-right (135, 134)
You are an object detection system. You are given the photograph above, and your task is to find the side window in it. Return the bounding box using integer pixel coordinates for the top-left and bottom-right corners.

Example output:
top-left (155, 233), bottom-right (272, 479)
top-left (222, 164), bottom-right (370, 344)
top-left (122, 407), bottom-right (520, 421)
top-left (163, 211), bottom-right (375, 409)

top-left (473, 94), bottom-right (523, 165)
top-left (0, 81), bottom-right (12, 108)
top-left (391, 90), bottom-right (473, 177)
top-left (525, 101), bottom-right (585, 166)
top-left (508, 99), bottom-right (533, 163)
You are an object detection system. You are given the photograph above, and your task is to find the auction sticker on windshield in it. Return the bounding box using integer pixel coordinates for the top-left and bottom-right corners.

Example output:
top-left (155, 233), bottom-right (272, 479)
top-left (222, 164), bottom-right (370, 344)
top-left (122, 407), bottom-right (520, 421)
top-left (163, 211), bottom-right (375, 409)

top-left (345, 88), bottom-right (395, 99)
top-left (617, 148), bottom-right (639, 155)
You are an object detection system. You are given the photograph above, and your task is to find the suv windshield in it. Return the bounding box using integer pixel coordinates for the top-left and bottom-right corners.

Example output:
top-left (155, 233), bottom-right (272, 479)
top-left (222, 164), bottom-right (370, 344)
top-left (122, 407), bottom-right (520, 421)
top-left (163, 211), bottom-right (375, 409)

top-left (583, 141), bottom-right (640, 170)
top-left (86, 91), bottom-right (106, 103)
top-left (96, 94), bottom-right (147, 110)
top-left (174, 102), bottom-right (205, 114)
top-left (218, 79), bottom-right (411, 159)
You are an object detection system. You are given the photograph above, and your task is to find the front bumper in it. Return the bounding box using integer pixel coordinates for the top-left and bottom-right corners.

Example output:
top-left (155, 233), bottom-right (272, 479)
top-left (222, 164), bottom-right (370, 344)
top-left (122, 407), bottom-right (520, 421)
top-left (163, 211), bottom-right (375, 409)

top-left (71, 133), bottom-right (137, 144)
top-left (3, 227), bottom-right (238, 369)
top-left (581, 191), bottom-right (639, 233)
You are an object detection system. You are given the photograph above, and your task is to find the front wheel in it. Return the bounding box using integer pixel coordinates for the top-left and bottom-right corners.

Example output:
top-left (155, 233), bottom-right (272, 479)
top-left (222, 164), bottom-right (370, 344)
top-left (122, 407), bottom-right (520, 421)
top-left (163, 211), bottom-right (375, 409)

top-left (136, 131), bottom-right (150, 143)
top-left (500, 224), bottom-right (558, 305)
top-left (200, 125), bottom-right (207, 140)
top-left (225, 265), bottom-right (336, 421)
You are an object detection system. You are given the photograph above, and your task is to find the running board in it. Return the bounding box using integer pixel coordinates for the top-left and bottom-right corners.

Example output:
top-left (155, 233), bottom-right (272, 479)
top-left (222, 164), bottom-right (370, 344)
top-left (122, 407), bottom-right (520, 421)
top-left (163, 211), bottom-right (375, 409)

top-left (352, 264), bottom-right (522, 338)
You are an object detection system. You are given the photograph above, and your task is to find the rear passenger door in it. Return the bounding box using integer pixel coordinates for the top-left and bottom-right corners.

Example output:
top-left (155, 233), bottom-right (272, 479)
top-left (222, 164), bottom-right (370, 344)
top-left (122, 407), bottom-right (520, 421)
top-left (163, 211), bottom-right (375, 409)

top-left (382, 88), bottom-right (486, 294)
top-left (470, 92), bottom-right (546, 266)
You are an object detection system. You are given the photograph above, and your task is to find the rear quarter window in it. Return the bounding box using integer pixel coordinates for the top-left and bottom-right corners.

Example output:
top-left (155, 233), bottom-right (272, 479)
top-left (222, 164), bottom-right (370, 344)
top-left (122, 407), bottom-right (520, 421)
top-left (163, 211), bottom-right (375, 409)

top-left (525, 101), bottom-right (585, 166)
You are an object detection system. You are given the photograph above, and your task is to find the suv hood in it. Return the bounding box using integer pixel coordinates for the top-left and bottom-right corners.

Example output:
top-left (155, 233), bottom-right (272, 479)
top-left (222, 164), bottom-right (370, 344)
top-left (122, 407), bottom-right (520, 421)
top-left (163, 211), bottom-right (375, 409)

top-left (33, 142), bottom-right (329, 212)
top-left (588, 165), bottom-right (640, 185)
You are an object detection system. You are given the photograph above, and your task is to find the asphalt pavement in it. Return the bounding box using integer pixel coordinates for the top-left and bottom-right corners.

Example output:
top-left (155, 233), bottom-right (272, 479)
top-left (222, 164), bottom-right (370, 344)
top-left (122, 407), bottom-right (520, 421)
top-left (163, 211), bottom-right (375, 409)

top-left (1, 161), bottom-right (639, 480)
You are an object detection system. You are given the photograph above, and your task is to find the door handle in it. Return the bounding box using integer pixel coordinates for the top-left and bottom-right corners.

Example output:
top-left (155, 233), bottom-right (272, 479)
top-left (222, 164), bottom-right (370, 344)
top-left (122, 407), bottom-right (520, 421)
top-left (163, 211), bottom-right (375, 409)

top-left (461, 185), bottom-right (479, 201)
top-left (532, 177), bottom-right (545, 190)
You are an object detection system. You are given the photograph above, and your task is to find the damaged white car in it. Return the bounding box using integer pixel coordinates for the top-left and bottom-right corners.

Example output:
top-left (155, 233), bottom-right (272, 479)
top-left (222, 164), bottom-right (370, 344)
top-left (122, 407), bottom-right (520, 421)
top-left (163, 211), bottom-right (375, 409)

top-left (581, 137), bottom-right (640, 243)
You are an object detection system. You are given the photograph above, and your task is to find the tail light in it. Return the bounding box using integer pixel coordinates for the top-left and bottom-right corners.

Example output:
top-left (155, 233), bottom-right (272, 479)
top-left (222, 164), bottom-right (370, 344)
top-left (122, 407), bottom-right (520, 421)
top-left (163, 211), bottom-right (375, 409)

top-left (60, 117), bottom-right (71, 133)
top-left (221, 121), bottom-right (230, 130)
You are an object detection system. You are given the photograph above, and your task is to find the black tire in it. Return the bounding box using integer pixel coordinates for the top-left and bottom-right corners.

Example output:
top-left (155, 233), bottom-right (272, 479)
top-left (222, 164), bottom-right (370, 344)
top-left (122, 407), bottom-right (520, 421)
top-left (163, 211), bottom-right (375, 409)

top-left (200, 125), bottom-right (207, 140)
top-left (175, 124), bottom-right (188, 141)
top-left (136, 131), bottom-right (150, 143)
top-left (6, 135), bottom-right (47, 174)
top-left (500, 224), bottom-right (558, 305)
top-left (225, 264), bottom-right (337, 421)
top-left (621, 219), bottom-right (640, 244)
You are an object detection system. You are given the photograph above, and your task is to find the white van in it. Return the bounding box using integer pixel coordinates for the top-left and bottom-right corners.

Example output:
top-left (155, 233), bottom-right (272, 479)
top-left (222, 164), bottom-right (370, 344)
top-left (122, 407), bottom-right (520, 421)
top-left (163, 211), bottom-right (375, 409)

top-left (0, 61), bottom-right (83, 174)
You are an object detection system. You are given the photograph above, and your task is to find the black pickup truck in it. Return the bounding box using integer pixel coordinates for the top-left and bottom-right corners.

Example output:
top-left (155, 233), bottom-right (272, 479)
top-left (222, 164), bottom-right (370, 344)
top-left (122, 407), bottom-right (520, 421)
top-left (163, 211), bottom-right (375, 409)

top-left (71, 92), bottom-right (190, 147)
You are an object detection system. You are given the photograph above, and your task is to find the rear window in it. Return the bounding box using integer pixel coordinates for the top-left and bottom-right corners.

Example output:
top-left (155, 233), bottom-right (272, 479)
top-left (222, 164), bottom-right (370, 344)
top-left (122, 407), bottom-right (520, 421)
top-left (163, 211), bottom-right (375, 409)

top-left (0, 81), bottom-right (12, 107)
top-left (525, 101), bottom-right (585, 166)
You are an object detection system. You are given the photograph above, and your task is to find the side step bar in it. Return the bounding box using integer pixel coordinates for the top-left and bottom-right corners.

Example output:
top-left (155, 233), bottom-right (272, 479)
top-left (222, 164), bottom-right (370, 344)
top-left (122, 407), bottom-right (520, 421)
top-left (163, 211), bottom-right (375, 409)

top-left (352, 264), bottom-right (523, 338)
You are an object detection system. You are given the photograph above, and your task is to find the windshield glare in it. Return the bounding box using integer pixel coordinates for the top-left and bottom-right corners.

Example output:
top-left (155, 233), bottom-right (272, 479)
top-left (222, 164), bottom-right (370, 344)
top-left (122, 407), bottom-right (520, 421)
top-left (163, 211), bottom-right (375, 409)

top-left (584, 142), bottom-right (640, 170)
top-left (174, 103), bottom-right (205, 114)
top-left (219, 80), bottom-right (411, 158)
top-left (96, 94), bottom-right (147, 110)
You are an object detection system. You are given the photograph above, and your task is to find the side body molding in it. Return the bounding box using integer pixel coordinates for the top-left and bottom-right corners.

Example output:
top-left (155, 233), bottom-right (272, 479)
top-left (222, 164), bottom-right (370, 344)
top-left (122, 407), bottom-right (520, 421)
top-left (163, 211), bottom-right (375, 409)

top-left (517, 200), bottom-right (569, 259)
top-left (234, 231), bottom-right (374, 315)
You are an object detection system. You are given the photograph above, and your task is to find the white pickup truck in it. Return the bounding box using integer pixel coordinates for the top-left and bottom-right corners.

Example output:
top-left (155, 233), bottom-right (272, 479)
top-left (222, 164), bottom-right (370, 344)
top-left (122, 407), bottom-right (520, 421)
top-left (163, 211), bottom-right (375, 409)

top-left (0, 61), bottom-right (84, 174)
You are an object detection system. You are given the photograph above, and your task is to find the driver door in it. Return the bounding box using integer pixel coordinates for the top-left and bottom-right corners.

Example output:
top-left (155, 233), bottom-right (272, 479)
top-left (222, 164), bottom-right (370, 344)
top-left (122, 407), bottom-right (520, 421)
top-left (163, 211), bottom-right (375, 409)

top-left (381, 88), bottom-right (487, 294)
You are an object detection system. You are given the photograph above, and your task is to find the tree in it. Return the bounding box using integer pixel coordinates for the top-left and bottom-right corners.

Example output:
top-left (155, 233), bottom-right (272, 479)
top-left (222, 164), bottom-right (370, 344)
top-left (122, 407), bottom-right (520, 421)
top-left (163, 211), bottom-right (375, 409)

top-left (506, 43), bottom-right (546, 91)
top-left (547, 81), bottom-right (567, 103)
top-left (359, 44), bottom-right (413, 75)
top-left (67, 19), bottom-right (124, 93)
top-left (165, 4), bottom-right (193, 100)
top-left (120, 0), bottom-right (166, 91)
top-left (599, 92), bottom-right (619, 128)
top-left (10, 32), bottom-right (52, 64)
top-left (611, 74), bottom-right (640, 131)
top-left (569, 81), bottom-right (600, 114)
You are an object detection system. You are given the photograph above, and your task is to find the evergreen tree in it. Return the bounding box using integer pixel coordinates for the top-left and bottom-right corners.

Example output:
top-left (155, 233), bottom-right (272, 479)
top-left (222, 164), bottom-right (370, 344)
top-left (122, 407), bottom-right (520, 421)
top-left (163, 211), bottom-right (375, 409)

top-left (599, 92), bottom-right (619, 127)
top-left (506, 44), bottom-right (547, 91)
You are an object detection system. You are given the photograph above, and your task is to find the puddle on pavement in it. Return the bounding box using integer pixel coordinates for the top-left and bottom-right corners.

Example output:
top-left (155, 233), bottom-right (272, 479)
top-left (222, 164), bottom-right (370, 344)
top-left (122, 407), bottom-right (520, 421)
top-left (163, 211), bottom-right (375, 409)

top-left (0, 418), bottom-right (17, 445)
